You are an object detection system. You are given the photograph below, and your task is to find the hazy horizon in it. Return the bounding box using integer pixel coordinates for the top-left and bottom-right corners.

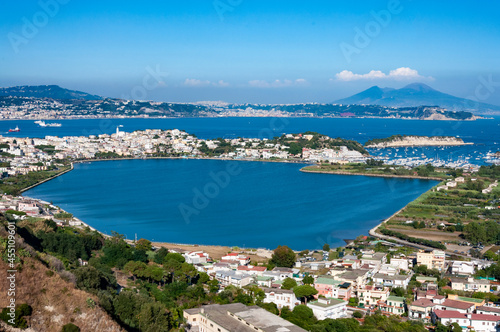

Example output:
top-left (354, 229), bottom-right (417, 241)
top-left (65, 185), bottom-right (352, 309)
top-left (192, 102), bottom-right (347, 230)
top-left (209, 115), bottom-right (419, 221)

top-left (1, 1), bottom-right (499, 105)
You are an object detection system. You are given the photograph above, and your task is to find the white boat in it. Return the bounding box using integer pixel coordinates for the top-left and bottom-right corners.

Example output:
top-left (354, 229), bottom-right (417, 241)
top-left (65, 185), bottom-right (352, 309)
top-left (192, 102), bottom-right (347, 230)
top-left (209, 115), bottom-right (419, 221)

top-left (35, 120), bottom-right (62, 127)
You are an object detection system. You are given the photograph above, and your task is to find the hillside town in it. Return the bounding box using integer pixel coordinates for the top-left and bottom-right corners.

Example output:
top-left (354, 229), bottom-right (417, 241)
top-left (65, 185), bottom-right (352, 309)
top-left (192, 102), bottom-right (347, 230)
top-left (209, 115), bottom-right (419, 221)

top-left (171, 244), bottom-right (500, 332)
top-left (0, 128), bottom-right (367, 180)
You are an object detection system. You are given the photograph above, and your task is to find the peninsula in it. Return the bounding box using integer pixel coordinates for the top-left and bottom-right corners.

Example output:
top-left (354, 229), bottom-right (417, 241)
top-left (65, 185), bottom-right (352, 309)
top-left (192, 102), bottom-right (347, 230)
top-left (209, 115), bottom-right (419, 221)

top-left (364, 135), bottom-right (473, 148)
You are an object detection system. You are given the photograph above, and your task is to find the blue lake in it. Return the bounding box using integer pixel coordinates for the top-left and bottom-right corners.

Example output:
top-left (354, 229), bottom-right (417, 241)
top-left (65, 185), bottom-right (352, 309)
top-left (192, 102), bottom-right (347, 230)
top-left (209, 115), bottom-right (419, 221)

top-left (24, 159), bottom-right (438, 250)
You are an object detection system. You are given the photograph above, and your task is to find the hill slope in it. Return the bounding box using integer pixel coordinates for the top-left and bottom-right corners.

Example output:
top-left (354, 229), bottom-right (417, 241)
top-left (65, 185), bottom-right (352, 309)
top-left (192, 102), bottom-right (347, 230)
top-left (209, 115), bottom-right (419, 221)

top-left (0, 85), bottom-right (103, 100)
top-left (336, 83), bottom-right (500, 115)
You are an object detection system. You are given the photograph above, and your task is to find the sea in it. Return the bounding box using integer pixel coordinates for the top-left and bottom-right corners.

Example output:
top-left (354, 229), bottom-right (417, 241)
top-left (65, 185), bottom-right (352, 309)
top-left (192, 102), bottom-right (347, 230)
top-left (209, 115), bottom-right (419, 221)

top-left (4, 117), bottom-right (499, 249)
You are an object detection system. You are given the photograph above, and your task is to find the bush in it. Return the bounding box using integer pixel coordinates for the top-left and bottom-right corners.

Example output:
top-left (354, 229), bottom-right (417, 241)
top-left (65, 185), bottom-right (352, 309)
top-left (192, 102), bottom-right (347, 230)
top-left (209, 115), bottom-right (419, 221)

top-left (353, 311), bottom-right (363, 318)
top-left (61, 323), bottom-right (81, 332)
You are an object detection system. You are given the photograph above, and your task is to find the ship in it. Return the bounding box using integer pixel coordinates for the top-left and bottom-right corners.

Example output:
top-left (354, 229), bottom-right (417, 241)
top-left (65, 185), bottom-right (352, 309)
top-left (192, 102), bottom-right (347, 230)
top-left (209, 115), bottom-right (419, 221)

top-left (34, 120), bottom-right (62, 127)
top-left (8, 126), bottom-right (20, 132)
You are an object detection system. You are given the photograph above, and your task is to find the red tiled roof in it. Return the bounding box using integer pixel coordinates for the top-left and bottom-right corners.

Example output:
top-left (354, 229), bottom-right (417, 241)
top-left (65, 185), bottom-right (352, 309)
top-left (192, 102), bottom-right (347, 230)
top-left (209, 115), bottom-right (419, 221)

top-left (442, 299), bottom-right (475, 310)
top-left (470, 314), bottom-right (500, 322)
top-left (237, 266), bottom-right (267, 272)
top-left (477, 306), bottom-right (500, 314)
top-left (434, 310), bottom-right (466, 319)
top-left (411, 298), bottom-right (434, 308)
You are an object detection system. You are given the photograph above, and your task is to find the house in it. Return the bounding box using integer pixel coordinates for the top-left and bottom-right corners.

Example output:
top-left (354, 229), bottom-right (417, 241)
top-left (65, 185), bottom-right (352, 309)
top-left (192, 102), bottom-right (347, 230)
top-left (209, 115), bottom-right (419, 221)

top-left (236, 265), bottom-right (267, 276)
top-left (184, 251), bottom-right (210, 264)
top-left (372, 273), bottom-right (412, 289)
top-left (435, 299), bottom-right (476, 313)
top-left (307, 298), bottom-right (348, 320)
top-left (477, 306), bottom-right (500, 316)
top-left (314, 276), bottom-right (342, 299)
top-left (357, 285), bottom-right (390, 307)
top-left (417, 250), bottom-right (445, 271)
top-left (432, 310), bottom-right (500, 332)
top-left (183, 303), bottom-right (307, 332)
top-left (255, 276), bottom-right (274, 288)
top-left (379, 296), bottom-right (405, 316)
top-left (215, 271), bottom-right (254, 288)
top-left (262, 288), bottom-right (301, 310)
top-left (388, 257), bottom-right (410, 271)
top-left (334, 269), bottom-right (370, 288)
top-left (432, 310), bottom-right (470, 330)
top-left (451, 261), bottom-right (475, 275)
top-left (409, 298), bottom-right (435, 321)
top-left (450, 277), bottom-right (491, 293)
top-left (220, 253), bottom-right (251, 266)
top-left (272, 267), bottom-right (294, 280)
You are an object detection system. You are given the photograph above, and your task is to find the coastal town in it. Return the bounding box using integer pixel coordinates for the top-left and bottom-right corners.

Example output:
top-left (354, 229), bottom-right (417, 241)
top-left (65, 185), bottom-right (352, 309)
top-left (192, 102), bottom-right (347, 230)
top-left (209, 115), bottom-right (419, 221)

top-left (0, 87), bottom-right (480, 120)
top-left (0, 128), bottom-right (369, 182)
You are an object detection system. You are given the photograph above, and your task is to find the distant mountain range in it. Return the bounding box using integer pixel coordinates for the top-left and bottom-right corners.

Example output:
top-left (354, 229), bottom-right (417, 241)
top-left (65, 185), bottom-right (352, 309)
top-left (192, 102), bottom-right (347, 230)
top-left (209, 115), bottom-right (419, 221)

top-left (0, 85), bottom-right (103, 101)
top-left (335, 83), bottom-right (500, 115)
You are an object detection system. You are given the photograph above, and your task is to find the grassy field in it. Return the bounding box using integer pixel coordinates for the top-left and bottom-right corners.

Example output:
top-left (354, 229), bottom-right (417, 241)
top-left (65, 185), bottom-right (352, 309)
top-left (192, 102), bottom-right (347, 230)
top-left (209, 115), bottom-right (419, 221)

top-left (301, 163), bottom-right (449, 180)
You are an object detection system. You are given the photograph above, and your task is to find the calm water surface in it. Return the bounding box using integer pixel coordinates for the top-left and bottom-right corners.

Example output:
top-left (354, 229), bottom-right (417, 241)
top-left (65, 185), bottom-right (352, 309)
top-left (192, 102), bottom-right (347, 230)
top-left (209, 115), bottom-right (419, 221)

top-left (24, 159), bottom-right (438, 250)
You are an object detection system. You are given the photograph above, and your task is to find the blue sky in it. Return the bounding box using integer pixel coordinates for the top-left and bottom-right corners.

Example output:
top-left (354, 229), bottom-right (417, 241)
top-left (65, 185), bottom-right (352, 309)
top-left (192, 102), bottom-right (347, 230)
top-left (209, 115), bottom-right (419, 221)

top-left (1, 0), bottom-right (499, 104)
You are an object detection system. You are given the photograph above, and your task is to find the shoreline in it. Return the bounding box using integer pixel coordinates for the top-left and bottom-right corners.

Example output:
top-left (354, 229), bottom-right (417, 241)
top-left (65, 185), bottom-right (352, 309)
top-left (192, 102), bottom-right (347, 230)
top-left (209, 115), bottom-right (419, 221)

top-left (19, 157), bottom-right (446, 252)
top-left (19, 164), bottom-right (74, 193)
top-left (0, 115), bottom-right (491, 122)
top-left (365, 142), bottom-right (474, 148)
top-left (300, 168), bottom-right (445, 181)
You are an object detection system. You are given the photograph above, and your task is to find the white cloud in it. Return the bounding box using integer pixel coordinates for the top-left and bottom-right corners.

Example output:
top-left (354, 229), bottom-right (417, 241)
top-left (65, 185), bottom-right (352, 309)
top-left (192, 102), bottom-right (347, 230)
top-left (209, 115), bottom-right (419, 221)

top-left (183, 79), bottom-right (230, 87)
top-left (334, 67), bottom-right (433, 81)
top-left (248, 79), bottom-right (309, 88)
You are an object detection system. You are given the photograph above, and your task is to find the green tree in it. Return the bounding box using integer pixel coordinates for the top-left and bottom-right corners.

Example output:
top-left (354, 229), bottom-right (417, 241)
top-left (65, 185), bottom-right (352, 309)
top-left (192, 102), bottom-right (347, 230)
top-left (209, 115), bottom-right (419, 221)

top-left (270, 245), bottom-right (296, 268)
top-left (464, 222), bottom-right (487, 244)
top-left (137, 302), bottom-right (173, 332)
top-left (153, 247), bottom-right (169, 264)
top-left (293, 285), bottom-right (318, 304)
top-left (322, 243), bottom-right (330, 252)
top-left (288, 305), bottom-right (317, 330)
top-left (302, 275), bottom-right (315, 285)
top-left (281, 277), bottom-right (298, 290)
top-left (74, 266), bottom-right (111, 293)
top-left (136, 238), bottom-right (152, 252)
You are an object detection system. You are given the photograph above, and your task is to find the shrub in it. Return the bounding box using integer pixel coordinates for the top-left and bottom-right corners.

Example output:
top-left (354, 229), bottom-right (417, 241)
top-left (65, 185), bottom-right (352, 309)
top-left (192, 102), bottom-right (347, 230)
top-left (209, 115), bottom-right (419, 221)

top-left (353, 311), bottom-right (363, 318)
top-left (61, 323), bottom-right (81, 332)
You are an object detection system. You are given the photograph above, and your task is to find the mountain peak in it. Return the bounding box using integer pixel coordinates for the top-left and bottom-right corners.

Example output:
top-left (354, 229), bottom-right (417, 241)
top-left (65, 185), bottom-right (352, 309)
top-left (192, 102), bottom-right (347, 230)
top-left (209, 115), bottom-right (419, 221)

top-left (401, 83), bottom-right (436, 92)
top-left (335, 83), bottom-right (500, 114)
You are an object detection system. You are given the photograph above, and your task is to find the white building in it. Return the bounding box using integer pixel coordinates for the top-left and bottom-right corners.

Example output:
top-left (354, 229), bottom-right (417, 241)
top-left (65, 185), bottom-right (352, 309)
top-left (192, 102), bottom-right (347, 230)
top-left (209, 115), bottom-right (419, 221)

top-left (451, 261), bottom-right (475, 275)
top-left (262, 288), bottom-right (301, 310)
top-left (307, 298), bottom-right (347, 320)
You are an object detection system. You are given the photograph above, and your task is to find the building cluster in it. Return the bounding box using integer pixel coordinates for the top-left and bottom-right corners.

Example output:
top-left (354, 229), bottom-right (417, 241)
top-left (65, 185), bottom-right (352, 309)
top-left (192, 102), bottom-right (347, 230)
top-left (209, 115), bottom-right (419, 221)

top-left (171, 245), bottom-right (500, 332)
top-left (0, 97), bottom-right (120, 119)
top-left (0, 128), bottom-right (367, 179)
